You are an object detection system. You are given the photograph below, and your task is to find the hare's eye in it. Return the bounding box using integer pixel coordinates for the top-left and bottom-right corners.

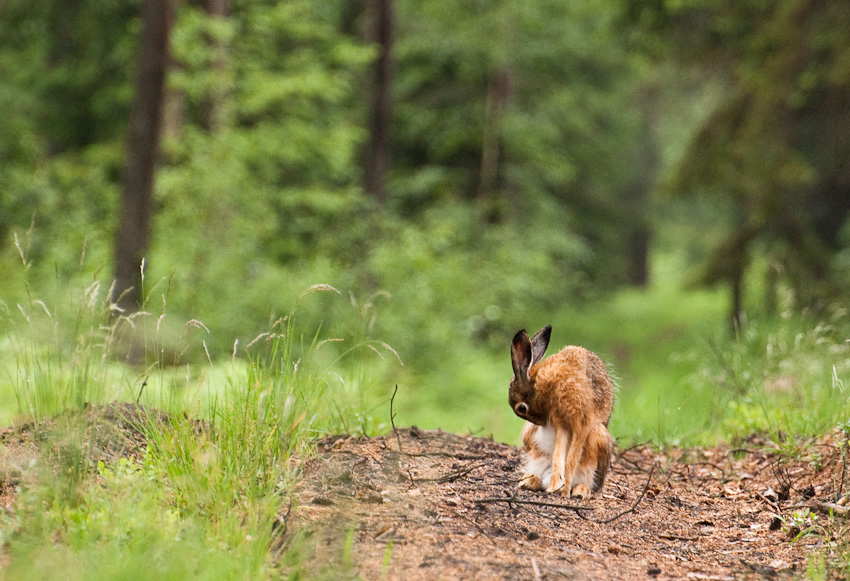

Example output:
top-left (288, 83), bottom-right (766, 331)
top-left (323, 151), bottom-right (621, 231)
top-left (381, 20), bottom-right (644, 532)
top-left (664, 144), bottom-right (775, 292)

top-left (515, 403), bottom-right (528, 416)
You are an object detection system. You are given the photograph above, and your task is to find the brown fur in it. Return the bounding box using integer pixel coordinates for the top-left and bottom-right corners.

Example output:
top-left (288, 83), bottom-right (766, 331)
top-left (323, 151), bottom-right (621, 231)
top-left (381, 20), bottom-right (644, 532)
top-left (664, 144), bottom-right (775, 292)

top-left (509, 326), bottom-right (614, 498)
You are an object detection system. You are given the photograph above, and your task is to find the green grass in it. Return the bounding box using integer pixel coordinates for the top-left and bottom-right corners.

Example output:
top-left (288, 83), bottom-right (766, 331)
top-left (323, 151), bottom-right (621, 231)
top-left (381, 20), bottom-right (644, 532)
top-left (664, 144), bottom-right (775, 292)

top-left (0, 282), bottom-right (393, 579)
top-left (3, 260), bottom-right (850, 578)
top-left (385, 251), bottom-right (733, 445)
top-left (381, 249), bottom-right (850, 451)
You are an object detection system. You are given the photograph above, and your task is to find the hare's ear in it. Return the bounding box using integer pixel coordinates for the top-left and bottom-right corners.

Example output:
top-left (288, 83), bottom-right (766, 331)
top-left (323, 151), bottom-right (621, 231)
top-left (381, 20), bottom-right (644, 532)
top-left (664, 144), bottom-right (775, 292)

top-left (530, 325), bottom-right (552, 366)
top-left (511, 329), bottom-right (533, 382)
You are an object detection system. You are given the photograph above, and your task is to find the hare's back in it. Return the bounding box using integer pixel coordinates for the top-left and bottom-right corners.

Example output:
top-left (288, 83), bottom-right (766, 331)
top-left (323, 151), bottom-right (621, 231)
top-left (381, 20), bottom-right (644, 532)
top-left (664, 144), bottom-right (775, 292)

top-left (547, 346), bottom-right (614, 418)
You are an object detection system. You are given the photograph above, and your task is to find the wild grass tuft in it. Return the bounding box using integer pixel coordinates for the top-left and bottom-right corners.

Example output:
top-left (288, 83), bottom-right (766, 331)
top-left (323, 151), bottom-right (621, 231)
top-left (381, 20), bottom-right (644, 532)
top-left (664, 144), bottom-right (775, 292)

top-left (0, 276), bottom-right (399, 579)
top-left (693, 311), bottom-right (850, 446)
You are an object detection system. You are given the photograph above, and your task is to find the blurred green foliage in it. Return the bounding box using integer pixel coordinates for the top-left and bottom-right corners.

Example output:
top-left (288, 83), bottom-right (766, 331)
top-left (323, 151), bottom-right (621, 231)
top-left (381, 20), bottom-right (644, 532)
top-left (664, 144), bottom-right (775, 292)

top-left (5, 3), bottom-right (850, 577)
top-left (1, 0), bottom-right (850, 449)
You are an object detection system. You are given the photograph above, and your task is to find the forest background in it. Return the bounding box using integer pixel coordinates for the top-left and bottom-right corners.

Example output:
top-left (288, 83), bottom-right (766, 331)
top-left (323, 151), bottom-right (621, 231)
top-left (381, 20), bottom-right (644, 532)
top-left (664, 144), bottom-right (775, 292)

top-left (2, 0), bottom-right (850, 447)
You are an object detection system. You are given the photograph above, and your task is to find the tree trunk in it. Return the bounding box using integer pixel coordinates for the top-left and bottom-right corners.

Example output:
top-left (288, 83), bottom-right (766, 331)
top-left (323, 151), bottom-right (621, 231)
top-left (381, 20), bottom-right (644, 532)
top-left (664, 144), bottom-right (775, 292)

top-left (626, 228), bottom-right (651, 287)
top-left (730, 271), bottom-right (743, 335)
top-left (364, 0), bottom-right (394, 203)
top-left (478, 70), bottom-right (510, 203)
top-left (112, 0), bottom-right (174, 313)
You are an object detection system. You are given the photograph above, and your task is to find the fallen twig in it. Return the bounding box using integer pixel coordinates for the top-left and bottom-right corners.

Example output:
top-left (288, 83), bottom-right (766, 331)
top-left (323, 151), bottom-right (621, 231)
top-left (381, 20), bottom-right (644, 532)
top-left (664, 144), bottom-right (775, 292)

top-left (809, 500), bottom-right (850, 516)
top-left (390, 384), bottom-right (403, 453)
top-left (531, 556), bottom-right (542, 581)
top-left (578, 462), bottom-right (656, 524)
top-left (412, 463), bottom-right (485, 484)
top-left (837, 429), bottom-right (848, 502)
top-left (136, 376), bottom-right (148, 405)
top-left (474, 493), bottom-right (594, 512)
top-left (486, 477), bottom-right (525, 487)
top-left (389, 387), bottom-right (489, 460)
top-left (658, 532), bottom-right (699, 542)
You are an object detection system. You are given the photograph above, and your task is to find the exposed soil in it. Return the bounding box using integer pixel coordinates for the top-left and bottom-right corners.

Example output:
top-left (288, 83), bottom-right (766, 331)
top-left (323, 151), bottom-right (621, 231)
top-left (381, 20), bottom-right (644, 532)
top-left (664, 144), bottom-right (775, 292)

top-left (0, 403), bottom-right (159, 508)
top-left (1, 406), bottom-right (847, 579)
top-left (290, 427), bottom-right (850, 580)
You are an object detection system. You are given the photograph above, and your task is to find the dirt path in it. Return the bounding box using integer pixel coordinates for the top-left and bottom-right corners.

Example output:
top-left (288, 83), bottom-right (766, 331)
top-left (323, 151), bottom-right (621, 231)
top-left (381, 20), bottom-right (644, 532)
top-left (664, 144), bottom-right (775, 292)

top-left (290, 428), bottom-right (847, 580)
top-left (1, 406), bottom-right (844, 578)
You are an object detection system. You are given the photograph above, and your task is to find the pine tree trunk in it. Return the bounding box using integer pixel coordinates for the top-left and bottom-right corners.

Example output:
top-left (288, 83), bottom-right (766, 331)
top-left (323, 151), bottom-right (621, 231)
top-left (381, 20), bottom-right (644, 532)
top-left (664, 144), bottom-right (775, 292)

top-left (478, 70), bottom-right (510, 202)
top-left (113, 0), bottom-right (174, 313)
top-left (364, 0), bottom-right (394, 203)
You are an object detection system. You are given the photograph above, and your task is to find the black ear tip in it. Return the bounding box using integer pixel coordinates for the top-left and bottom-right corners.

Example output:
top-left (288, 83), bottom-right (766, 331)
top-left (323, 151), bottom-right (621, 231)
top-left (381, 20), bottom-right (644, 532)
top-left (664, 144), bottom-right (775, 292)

top-left (512, 329), bottom-right (528, 344)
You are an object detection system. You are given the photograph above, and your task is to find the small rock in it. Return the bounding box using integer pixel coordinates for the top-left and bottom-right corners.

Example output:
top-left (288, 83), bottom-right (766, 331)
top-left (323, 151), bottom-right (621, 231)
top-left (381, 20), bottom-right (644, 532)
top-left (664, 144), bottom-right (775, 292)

top-left (526, 531), bottom-right (539, 541)
top-left (311, 495), bottom-right (333, 506)
top-left (647, 564), bottom-right (662, 576)
top-left (769, 517), bottom-right (782, 531)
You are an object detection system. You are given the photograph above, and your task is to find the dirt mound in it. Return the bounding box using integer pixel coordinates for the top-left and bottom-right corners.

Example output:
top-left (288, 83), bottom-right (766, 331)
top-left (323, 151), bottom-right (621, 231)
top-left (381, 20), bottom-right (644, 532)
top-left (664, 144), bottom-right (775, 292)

top-left (0, 403), bottom-right (174, 511)
top-left (1, 403), bottom-right (165, 460)
top-left (289, 427), bottom-right (847, 580)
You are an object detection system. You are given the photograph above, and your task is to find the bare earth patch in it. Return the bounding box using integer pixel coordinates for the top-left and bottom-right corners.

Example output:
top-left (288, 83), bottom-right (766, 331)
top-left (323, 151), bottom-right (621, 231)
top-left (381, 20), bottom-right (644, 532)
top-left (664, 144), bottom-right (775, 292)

top-left (289, 427), bottom-right (849, 580)
top-left (1, 407), bottom-right (846, 578)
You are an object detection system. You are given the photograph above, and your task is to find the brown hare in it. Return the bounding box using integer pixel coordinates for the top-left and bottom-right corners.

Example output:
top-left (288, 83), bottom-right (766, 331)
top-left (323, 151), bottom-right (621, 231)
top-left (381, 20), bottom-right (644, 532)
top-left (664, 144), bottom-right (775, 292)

top-left (509, 325), bottom-right (614, 498)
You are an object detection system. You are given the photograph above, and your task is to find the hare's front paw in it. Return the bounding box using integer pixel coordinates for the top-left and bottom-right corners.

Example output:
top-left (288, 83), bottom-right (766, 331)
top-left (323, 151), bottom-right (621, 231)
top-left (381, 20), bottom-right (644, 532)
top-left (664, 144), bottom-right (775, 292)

top-left (519, 473), bottom-right (544, 491)
top-left (571, 484), bottom-right (592, 499)
top-left (546, 474), bottom-right (567, 495)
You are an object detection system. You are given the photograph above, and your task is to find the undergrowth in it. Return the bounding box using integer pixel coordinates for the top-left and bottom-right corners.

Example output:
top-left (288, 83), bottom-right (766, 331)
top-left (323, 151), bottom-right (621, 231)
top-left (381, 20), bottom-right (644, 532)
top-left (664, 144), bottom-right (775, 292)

top-left (3, 254), bottom-right (850, 577)
top-left (0, 279), bottom-right (397, 579)
top-left (696, 310), bottom-right (850, 447)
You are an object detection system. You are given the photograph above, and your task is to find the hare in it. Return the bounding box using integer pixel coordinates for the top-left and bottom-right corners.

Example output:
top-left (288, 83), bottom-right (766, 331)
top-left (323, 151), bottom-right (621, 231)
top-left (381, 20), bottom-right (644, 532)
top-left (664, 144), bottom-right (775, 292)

top-left (509, 325), bottom-right (614, 498)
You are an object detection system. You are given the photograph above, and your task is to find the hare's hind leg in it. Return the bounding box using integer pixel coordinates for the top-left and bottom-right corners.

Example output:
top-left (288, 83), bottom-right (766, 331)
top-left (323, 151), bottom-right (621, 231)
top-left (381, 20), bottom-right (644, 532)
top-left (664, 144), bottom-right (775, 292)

top-left (571, 424), bottom-right (613, 498)
top-left (591, 424), bottom-right (614, 492)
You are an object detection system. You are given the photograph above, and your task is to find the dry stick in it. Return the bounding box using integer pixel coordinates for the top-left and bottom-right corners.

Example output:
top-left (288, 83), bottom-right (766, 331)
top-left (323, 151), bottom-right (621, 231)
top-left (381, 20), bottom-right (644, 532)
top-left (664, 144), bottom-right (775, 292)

top-left (390, 384), bottom-right (404, 453)
top-left (726, 447), bottom-right (761, 456)
top-left (658, 532), bottom-right (699, 542)
top-left (577, 462), bottom-right (656, 524)
top-left (487, 477), bottom-right (526, 487)
top-left (809, 501), bottom-right (850, 516)
top-left (754, 491), bottom-right (782, 514)
top-left (388, 384), bottom-right (487, 461)
top-left (838, 429), bottom-right (849, 502)
top-left (412, 463), bottom-right (487, 484)
top-left (136, 376), bottom-right (148, 405)
top-left (274, 496), bottom-right (294, 534)
top-left (615, 452), bottom-right (655, 474)
top-left (530, 559), bottom-right (542, 580)
top-left (474, 493), bottom-right (594, 513)
top-left (688, 461), bottom-right (727, 481)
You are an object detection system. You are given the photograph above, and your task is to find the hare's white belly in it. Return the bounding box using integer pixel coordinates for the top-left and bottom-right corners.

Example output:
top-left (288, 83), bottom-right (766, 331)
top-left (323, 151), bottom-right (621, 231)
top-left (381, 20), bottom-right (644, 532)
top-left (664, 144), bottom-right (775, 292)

top-left (524, 424), bottom-right (556, 488)
top-left (533, 424), bottom-right (556, 454)
top-left (524, 424), bottom-right (594, 491)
